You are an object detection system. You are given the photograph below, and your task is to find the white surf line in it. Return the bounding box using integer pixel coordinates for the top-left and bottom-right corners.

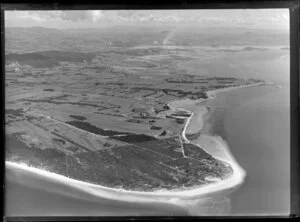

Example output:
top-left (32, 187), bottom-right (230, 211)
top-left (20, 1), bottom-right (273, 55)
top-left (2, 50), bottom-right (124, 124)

top-left (5, 161), bottom-right (211, 197)
top-left (205, 82), bottom-right (265, 97)
top-left (5, 159), bottom-right (242, 204)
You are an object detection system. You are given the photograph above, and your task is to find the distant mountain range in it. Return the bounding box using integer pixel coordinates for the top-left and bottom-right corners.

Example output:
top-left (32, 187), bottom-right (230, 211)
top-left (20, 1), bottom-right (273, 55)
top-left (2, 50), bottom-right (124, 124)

top-left (5, 26), bottom-right (289, 54)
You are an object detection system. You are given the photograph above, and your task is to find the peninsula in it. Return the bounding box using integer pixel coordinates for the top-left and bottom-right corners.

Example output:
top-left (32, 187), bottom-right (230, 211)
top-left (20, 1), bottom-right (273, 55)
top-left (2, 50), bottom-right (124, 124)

top-left (5, 46), bottom-right (267, 199)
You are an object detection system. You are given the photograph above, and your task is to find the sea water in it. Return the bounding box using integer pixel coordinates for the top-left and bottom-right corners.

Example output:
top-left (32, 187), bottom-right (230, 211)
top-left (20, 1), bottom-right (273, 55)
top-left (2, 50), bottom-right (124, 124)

top-left (224, 84), bottom-right (290, 216)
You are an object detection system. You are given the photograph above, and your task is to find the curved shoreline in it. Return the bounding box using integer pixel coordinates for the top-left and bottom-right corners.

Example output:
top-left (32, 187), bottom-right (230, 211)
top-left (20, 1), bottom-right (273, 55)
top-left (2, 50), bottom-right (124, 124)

top-left (5, 84), bottom-right (263, 206)
top-left (6, 157), bottom-right (244, 204)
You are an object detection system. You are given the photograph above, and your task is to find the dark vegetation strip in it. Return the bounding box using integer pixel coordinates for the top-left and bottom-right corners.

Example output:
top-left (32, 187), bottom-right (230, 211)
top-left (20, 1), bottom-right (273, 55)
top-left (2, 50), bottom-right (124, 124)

top-left (19, 98), bottom-right (113, 109)
top-left (69, 115), bottom-right (87, 121)
top-left (64, 120), bottom-right (158, 143)
top-left (6, 108), bottom-right (25, 116)
top-left (130, 87), bottom-right (208, 98)
top-left (104, 82), bottom-right (125, 86)
top-left (165, 80), bottom-right (210, 84)
top-left (50, 94), bottom-right (70, 100)
top-left (109, 134), bottom-right (157, 143)
top-left (143, 90), bottom-right (158, 97)
top-left (65, 120), bottom-right (131, 136)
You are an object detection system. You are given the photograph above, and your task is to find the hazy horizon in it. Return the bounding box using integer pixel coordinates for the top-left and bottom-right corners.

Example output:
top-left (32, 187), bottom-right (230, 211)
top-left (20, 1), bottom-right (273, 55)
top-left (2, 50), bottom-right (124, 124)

top-left (5, 9), bottom-right (289, 31)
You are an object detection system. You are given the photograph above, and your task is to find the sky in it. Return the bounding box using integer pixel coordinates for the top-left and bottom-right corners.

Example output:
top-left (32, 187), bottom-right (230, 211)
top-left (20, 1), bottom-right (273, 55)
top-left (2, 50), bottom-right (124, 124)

top-left (5, 9), bottom-right (289, 30)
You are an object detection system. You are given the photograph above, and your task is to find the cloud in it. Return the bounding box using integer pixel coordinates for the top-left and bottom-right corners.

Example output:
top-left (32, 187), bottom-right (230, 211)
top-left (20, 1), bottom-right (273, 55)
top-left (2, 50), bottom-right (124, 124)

top-left (59, 10), bottom-right (103, 22)
top-left (57, 11), bottom-right (104, 22)
top-left (5, 9), bottom-right (289, 30)
top-left (6, 10), bottom-right (104, 23)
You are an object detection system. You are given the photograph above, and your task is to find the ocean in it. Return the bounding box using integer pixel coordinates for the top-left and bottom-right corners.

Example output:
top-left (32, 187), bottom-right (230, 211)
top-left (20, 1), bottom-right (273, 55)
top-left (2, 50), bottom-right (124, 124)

top-left (5, 47), bottom-right (290, 216)
top-left (224, 84), bottom-right (290, 216)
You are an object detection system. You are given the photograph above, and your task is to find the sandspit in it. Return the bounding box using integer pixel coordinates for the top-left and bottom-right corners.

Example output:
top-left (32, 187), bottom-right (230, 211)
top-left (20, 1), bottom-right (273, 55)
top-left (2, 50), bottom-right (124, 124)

top-left (5, 84), bottom-right (269, 207)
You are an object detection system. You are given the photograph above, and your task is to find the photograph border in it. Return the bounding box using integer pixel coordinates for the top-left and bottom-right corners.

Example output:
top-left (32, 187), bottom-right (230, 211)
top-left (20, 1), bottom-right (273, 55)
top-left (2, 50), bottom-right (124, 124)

top-left (1, 0), bottom-right (299, 220)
